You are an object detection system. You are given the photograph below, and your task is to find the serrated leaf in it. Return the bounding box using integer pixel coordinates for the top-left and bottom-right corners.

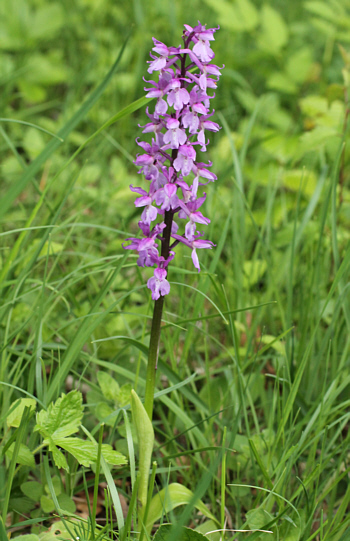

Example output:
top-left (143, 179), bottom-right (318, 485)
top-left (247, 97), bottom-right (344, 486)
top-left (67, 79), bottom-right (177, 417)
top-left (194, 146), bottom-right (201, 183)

top-left (21, 481), bottom-right (43, 502)
top-left (53, 437), bottom-right (127, 467)
top-left (6, 443), bottom-right (35, 467)
top-left (7, 398), bottom-right (36, 427)
top-left (154, 525), bottom-right (209, 541)
top-left (48, 438), bottom-right (68, 471)
top-left (146, 484), bottom-right (218, 534)
top-left (97, 371), bottom-right (120, 402)
top-left (100, 444), bottom-right (128, 466)
top-left (35, 390), bottom-right (83, 439)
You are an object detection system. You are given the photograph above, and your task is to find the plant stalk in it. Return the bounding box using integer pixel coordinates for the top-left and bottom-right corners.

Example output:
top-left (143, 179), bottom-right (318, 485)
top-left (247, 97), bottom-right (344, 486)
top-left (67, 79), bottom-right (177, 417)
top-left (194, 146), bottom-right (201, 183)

top-left (144, 208), bottom-right (174, 420)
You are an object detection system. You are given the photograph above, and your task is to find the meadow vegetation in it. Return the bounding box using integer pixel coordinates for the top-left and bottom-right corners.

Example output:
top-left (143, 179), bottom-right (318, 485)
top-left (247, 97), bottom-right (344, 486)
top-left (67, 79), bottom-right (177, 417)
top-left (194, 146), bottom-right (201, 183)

top-left (1, 0), bottom-right (350, 540)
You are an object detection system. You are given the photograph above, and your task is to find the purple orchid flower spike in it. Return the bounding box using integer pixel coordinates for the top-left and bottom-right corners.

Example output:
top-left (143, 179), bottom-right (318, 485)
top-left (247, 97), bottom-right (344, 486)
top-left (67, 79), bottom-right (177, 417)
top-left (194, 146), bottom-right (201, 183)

top-left (123, 21), bottom-right (222, 298)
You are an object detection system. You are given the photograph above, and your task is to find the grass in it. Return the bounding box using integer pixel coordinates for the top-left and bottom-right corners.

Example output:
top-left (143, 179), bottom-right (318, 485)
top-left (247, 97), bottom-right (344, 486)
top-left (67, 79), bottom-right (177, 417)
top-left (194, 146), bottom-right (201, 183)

top-left (1, 0), bottom-right (350, 540)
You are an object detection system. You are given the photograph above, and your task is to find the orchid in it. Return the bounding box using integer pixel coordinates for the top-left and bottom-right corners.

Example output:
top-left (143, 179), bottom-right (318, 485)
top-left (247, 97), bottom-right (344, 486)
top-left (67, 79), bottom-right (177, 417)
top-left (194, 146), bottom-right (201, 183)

top-left (123, 21), bottom-right (223, 299)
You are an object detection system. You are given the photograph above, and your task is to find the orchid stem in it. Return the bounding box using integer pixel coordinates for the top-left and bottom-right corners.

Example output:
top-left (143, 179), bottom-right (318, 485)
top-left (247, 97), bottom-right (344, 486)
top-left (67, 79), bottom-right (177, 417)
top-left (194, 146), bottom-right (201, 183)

top-left (144, 295), bottom-right (164, 420)
top-left (144, 209), bottom-right (174, 420)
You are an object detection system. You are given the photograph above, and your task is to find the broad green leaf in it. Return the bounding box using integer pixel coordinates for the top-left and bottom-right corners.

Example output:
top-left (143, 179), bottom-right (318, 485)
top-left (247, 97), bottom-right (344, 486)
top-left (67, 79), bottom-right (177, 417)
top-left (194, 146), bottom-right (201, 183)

top-left (204, 0), bottom-right (258, 32)
top-left (131, 390), bottom-right (154, 510)
top-left (279, 515), bottom-right (300, 541)
top-left (243, 260), bottom-right (267, 288)
top-left (35, 390), bottom-right (83, 439)
top-left (195, 520), bottom-right (221, 541)
top-left (11, 533), bottom-right (39, 541)
top-left (21, 481), bottom-right (43, 502)
top-left (260, 335), bottom-right (286, 356)
top-left (97, 371), bottom-right (120, 401)
top-left (30, 4), bottom-right (64, 40)
top-left (281, 169), bottom-right (317, 197)
top-left (246, 508), bottom-right (274, 539)
top-left (57, 493), bottom-right (76, 514)
top-left (6, 443), bottom-right (35, 467)
top-left (146, 484), bottom-right (218, 534)
top-left (117, 383), bottom-right (132, 406)
top-left (7, 398), bottom-right (36, 427)
top-left (44, 476), bottom-right (61, 496)
top-left (286, 48), bottom-right (313, 84)
top-left (154, 525), bottom-right (209, 541)
top-left (95, 402), bottom-right (116, 426)
top-left (267, 72), bottom-right (297, 94)
top-left (53, 437), bottom-right (127, 467)
top-left (38, 520), bottom-right (78, 541)
top-left (305, 1), bottom-right (339, 22)
top-left (40, 495), bottom-right (55, 514)
top-left (297, 126), bottom-right (338, 157)
top-left (259, 5), bottom-right (289, 53)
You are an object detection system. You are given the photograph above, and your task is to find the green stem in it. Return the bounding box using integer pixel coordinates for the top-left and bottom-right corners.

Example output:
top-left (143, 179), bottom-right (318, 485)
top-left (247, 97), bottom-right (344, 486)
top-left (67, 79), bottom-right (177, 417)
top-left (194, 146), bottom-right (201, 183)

top-left (144, 295), bottom-right (165, 419)
top-left (144, 208), bottom-right (174, 420)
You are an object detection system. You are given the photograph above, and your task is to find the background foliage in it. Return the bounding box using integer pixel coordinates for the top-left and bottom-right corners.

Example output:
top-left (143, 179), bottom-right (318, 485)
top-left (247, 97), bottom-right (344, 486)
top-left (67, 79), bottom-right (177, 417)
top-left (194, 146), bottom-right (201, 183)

top-left (1, 0), bottom-right (350, 540)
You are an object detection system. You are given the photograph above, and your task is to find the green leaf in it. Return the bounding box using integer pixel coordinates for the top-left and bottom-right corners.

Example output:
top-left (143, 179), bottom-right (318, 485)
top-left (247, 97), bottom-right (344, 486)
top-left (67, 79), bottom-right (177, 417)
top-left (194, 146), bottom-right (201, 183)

top-left (6, 443), bottom-right (35, 467)
top-left (243, 260), bottom-right (267, 288)
top-left (29, 4), bottom-right (64, 40)
top-left (10, 533), bottom-right (39, 541)
top-left (35, 390), bottom-right (83, 439)
top-left (95, 402), bottom-right (116, 426)
top-left (48, 438), bottom-right (68, 471)
top-left (146, 484), bottom-right (218, 534)
top-left (97, 371), bottom-right (120, 402)
top-left (7, 398), bottom-right (36, 427)
top-left (286, 48), bottom-right (313, 84)
top-left (154, 525), bottom-right (209, 541)
top-left (131, 390), bottom-right (154, 510)
top-left (40, 495), bottom-right (55, 514)
top-left (53, 437), bottom-right (127, 467)
top-left (38, 520), bottom-right (78, 541)
top-left (57, 493), bottom-right (76, 514)
top-left (259, 5), bottom-right (289, 53)
top-left (267, 72), bottom-right (297, 94)
top-left (195, 520), bottom-right (221, 541)
top-left (246, 508), bottom-right (274, 539)
top-left (305, 1), bottom-right (338, 22)
top-left (21, 481), bottom-right (43, 502)
top-left (204, 0), bottom-right (258, 32)
top-left (117, 383), bottom-right (132, 406)
top-left (297, 127), bottom-right (338, 157)
top-left (44, 476), bottom-right (61, 496)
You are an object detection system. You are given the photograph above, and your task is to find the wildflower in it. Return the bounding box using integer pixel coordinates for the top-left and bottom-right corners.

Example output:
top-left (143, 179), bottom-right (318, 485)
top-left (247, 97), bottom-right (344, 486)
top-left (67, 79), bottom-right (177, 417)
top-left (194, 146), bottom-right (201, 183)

top-left (123, 22), bottom-right (223, 298)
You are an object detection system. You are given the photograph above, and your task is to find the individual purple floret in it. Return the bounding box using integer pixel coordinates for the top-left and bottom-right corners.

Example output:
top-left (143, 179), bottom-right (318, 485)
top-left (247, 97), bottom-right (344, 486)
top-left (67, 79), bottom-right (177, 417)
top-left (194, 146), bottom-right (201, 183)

top-left (123, 21), bottom-right (223, 300)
